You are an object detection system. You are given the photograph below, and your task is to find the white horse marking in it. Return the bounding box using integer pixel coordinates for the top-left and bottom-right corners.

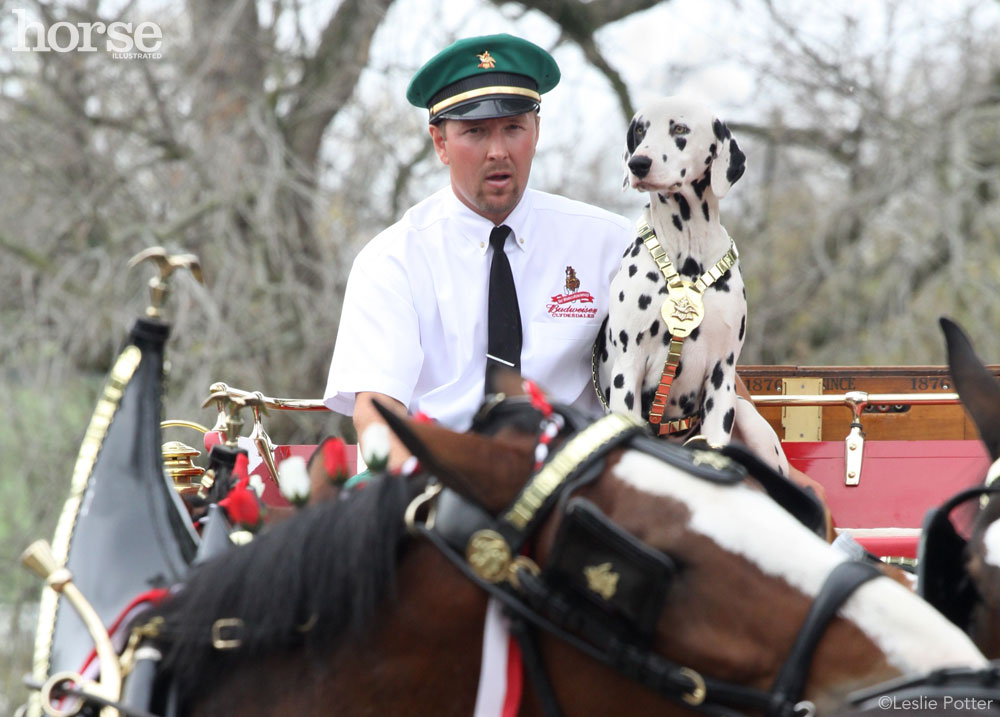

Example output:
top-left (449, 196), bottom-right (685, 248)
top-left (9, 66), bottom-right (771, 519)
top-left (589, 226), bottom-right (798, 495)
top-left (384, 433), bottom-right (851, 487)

top-left (612, 450), bottom-right (986, 673)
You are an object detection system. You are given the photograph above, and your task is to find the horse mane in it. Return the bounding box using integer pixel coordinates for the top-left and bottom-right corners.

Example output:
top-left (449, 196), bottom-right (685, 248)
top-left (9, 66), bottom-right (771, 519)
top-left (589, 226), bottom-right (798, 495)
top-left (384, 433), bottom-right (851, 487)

top-left (145, 474), bottom-right (417, 701)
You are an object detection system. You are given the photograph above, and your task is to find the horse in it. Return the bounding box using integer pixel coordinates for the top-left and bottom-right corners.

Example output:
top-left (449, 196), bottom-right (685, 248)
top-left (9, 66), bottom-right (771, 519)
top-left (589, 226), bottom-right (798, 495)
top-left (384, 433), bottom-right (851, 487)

top-left (139, 376), bottom-right (986, 716)
top-left (918, 318), bottom-right (1000, 659)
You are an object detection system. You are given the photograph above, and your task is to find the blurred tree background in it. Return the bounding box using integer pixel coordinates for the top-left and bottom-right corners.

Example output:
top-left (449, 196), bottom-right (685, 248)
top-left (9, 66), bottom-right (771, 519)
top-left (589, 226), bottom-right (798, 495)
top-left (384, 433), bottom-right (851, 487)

top-left (1, 0), bottom-right (998, 708)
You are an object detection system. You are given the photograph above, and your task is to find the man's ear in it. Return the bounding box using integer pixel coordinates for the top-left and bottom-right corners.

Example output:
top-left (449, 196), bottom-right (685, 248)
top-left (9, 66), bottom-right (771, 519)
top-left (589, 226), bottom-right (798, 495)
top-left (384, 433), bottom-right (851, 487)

top-left (429, 123), bottom-right (449, 165)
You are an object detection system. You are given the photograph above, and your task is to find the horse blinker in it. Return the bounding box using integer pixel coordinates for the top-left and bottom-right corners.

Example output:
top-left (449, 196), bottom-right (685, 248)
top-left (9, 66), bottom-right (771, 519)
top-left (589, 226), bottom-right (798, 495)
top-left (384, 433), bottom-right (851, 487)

top-left (544, 497), bottom-right (675, 639)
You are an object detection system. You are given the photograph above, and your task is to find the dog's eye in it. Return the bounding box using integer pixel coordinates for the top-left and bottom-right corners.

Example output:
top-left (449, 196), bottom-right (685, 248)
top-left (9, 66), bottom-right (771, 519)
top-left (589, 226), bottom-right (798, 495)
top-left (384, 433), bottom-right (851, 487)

top-left (670, 123), bottom-right (690, 136)
top-left (634, 125), bottom-right (645, 142)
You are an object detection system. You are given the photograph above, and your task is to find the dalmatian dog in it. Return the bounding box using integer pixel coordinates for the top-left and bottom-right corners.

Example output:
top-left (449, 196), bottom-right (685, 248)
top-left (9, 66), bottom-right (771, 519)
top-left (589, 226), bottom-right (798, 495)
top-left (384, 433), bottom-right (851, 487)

top-left (597, 96), bottom-right (788, 475)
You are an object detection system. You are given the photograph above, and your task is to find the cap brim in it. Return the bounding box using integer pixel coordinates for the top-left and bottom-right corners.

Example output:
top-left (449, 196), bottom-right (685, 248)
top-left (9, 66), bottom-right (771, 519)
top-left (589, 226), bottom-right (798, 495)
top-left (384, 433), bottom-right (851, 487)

top-left (432, 97), bottom-right (539, 123)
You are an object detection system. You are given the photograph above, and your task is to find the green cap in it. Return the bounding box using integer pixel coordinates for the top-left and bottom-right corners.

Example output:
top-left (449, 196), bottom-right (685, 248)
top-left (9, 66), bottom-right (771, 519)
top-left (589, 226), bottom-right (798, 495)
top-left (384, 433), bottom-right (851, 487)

top-left (407, 34), bottom-right (560, 124)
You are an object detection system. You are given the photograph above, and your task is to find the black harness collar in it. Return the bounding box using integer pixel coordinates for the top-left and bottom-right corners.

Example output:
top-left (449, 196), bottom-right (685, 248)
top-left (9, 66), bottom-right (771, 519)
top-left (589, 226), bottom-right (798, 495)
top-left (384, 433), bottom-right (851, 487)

top-left (415, 400), bottom-right (881, 717)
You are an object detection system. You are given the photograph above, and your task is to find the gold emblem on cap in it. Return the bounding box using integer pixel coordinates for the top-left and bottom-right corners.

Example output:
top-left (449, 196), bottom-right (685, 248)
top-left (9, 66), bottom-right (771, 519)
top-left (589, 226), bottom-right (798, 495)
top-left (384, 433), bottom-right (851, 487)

top-left (477, 50), bottom-right (496, 69)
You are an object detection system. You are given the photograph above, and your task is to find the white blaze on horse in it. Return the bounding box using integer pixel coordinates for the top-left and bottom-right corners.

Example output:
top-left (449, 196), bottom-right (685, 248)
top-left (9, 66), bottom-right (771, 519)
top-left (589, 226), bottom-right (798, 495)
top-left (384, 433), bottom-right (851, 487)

top-left (138, 377), bottom-right (985, 716)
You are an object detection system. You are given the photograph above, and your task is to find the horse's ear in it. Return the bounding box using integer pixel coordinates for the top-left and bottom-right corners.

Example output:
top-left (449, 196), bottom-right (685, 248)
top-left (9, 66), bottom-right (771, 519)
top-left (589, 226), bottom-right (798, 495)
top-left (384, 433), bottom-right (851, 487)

top-left (371, 400), bottom-right (533, 513)
top-left (941, 317), bottom-right (1000, 460)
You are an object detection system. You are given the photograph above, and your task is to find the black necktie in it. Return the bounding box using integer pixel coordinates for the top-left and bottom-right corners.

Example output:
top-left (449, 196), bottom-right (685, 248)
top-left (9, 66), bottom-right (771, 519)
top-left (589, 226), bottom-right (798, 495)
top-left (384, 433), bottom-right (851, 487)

top-left (486, 225), bottom-right (522, 387)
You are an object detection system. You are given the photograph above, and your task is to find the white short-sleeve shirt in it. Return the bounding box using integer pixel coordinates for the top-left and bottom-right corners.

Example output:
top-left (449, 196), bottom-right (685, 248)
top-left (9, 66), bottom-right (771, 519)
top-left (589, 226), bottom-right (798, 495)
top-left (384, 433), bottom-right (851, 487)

top-left (324, 187), bottom-right (631, 430)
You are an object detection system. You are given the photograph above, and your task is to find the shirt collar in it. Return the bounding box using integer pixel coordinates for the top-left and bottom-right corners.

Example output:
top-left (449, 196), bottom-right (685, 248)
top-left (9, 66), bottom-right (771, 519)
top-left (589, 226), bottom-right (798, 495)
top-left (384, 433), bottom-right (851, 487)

top-left (446, 187), bottom-right (532, 255)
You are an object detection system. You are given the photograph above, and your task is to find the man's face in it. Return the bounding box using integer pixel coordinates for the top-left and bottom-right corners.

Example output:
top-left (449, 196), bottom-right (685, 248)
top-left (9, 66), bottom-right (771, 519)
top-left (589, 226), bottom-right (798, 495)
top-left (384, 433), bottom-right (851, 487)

top-left (429, 112), bottom-right (540, 226)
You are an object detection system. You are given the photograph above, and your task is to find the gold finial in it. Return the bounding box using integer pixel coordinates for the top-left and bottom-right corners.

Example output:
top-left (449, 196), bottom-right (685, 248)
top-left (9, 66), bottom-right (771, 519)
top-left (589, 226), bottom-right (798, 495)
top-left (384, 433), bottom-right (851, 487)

top-left (477, 50), bottom-right (496, 69)
top-left (128, 247), bottom-right (204, 319)
top-left (202, 384), bottom-right (245, 448)
top-left (162, 440), bottom-right (205, 495)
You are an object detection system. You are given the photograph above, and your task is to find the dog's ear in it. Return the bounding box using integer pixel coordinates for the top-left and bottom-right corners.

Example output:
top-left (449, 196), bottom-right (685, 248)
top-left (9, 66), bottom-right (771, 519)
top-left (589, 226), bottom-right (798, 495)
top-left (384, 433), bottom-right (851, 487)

top-left (709, 118), bottom-right (746, 198)
top-left (622, 114), bottom-right (641, 192)
top-left (621, 145), bottom-right (631, 192)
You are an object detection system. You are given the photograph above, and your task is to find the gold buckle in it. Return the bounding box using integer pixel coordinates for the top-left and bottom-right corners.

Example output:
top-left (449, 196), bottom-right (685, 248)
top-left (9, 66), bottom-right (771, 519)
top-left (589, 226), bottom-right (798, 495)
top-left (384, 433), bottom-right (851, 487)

top-left (679, 666), bottom-right (707, 705)
top-left (211, 617), bottom-right (244, 650)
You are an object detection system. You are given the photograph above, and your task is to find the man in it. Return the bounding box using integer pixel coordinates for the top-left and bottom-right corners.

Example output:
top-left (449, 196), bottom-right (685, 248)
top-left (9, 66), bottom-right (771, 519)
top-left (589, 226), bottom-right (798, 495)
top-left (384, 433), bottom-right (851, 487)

top-left (323, 34), bottom-right (827, 504)
top-left (325, 34), bottom-right (631, 468)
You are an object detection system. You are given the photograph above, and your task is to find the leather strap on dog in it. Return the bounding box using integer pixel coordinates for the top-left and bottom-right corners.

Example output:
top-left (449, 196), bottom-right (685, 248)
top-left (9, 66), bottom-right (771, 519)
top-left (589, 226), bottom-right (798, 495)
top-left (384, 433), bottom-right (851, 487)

top-left (638, 221), bottom-right (738, 435)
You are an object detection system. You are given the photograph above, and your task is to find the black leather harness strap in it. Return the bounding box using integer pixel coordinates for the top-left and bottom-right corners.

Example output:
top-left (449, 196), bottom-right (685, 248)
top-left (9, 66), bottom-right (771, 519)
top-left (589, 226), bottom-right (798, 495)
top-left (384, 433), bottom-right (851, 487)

top-left (768, 560), bottom-right (882, 716)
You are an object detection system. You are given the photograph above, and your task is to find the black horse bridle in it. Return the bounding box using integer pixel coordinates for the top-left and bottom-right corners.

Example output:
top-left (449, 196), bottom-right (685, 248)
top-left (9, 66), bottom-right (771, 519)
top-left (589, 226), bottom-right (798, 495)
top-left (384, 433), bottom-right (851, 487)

top-left (407, 396), bottom-right (883, 717)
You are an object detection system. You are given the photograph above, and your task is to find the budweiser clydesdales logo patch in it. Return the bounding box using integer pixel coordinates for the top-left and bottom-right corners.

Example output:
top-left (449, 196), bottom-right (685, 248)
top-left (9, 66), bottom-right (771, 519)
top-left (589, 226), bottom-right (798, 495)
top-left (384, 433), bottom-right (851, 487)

top-left (547, 266), bottom-right (596, 318)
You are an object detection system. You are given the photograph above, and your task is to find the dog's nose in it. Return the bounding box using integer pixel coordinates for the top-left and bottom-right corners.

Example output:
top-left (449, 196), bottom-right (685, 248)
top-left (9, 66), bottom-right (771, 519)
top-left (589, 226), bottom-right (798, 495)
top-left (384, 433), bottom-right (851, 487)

top-left (628, 155), bottom-right (652, 178)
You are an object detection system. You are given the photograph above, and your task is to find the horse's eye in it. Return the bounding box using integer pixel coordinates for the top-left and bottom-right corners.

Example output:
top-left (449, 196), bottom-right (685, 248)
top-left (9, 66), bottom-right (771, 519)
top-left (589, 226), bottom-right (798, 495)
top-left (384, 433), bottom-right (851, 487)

top-left (671, 123), bottom-right (690, 136)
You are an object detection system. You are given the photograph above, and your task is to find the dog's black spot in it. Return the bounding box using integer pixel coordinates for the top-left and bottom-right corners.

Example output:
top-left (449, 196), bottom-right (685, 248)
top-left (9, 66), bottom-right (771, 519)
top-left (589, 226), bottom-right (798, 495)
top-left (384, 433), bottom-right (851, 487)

top-left (689, 326), bottom-right (700, 341)
top-left (693, 172), bottom-right (710, 199)
top-left (601, 347), bottom-right (608, 362)
top-left (619, 330), bottom-right (629, 352)
top-left (619, 291), bottom-right (625, 303)
top-left (713, 269), bottom-right (731, 292)
top-left (678, 392), bottom-right (694, 415)
top-left (646, 271), bottom-right (658, 282)
top-left (681, 168), bottom-right (686, 177)
top-left (742, 286), bottom-right (747, 299)
top-left (701, 201), bottom-right (709, 221)
top-left (614, 373), bottom-right (625, 389)
top-left (711, 360), bottom-right (724, 389)
top-left (705, 397), bottom-right (714, 414)
top-left (626, 116), bottom-right (639, 154)
top-left (641, 388), bottom-right (656, 416)
top-left (624, 391), bottom-right (634, 411)
top-left (675, 360), bottom-right (683, 378)
top-left (726, 138), bottom-right (746, 185)
top-left (723, 407), bottom-right (735, 434)
top-left (680, 257), bottom-right (702, 278)
top-left (649, 320), bottom-right (659, 338)
top-left (676, 194), bottom-right (691, 221)
top-left (775, 446), bottom-right (781, 455)
top-left (658, 284), bottom-right (669, 295)
top-left (726, 352), bottom-right (735, 366)
top-left (636, 331), bottom-right (644, 345)
top-left (670, 398), bottom-right (677, 406)
top-left (672, 214), bottom-right (683, 231)
top-left (658, 193), bottom-right (668, 204)
top-left (662, 329), bottom-right (673, 345)
top-left (705, 154), bottom-right (713, 165)
top-left (630, 241), bottom-right (641, 258)
top-left (638, 294), bottom-right (652, 311)
top-left (604, 387), bottom-right (611, 405)
top-left (644, 202), bottom-right (650, 210)
top-left (674, 137), bottom-right (687, 151)
top-left (726, 384), bottom-right (731, 392)
top-left (713, 118), bottom-right (730, 141)
top-left (662, 153), bottom-right (668, 162)
top-left (738, 314), bottom-right (746, 341)
top-left (628, 264), bottom-right (638, 277)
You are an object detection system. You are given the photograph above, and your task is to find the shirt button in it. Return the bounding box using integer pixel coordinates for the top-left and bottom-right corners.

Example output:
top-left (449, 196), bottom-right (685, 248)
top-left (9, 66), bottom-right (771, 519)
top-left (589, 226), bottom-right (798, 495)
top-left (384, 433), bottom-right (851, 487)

top-left (480, 241), bottom-right (485, 248)
top-left (519, 238), bottom-right (524, 244)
